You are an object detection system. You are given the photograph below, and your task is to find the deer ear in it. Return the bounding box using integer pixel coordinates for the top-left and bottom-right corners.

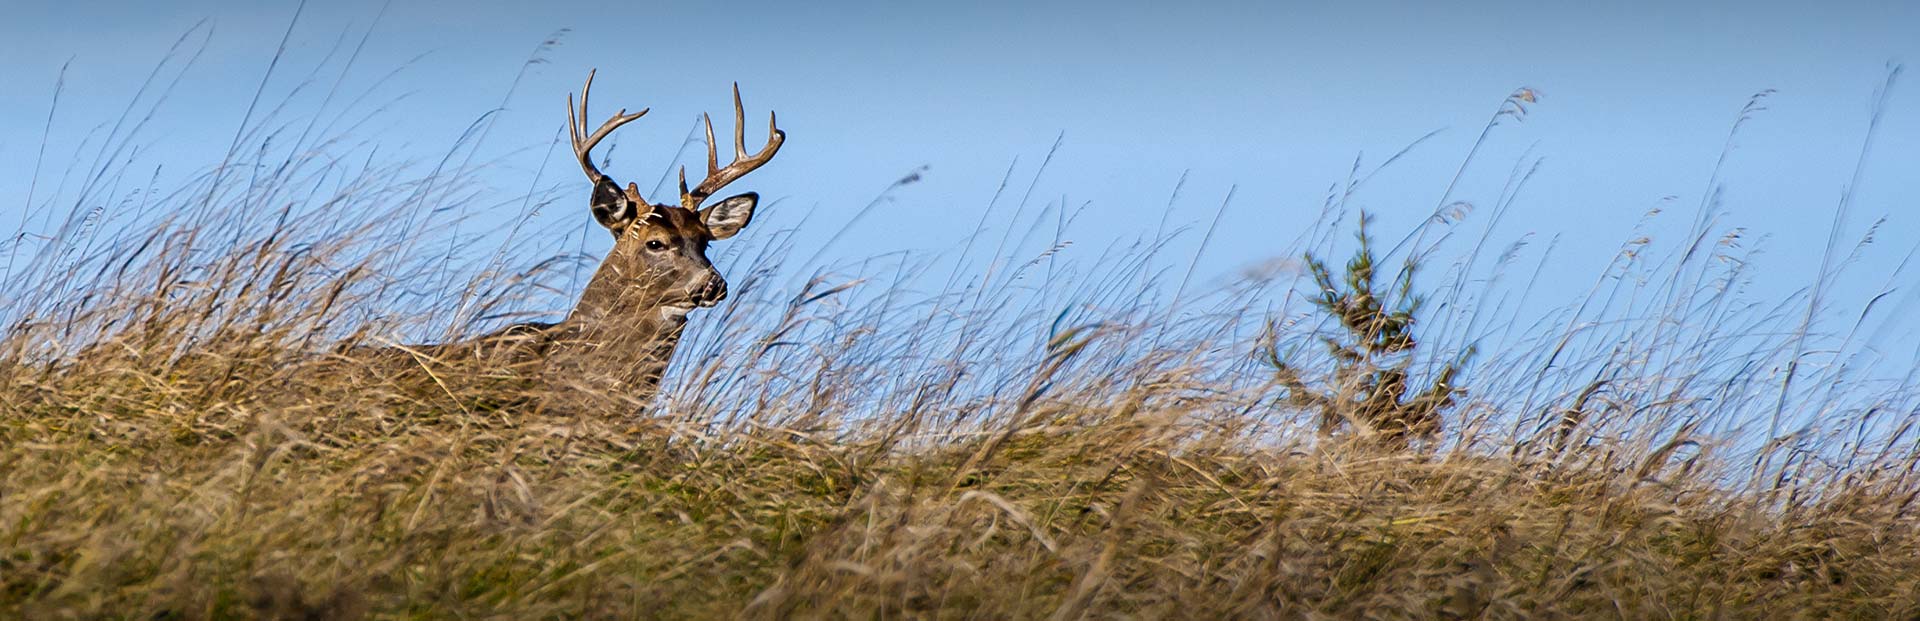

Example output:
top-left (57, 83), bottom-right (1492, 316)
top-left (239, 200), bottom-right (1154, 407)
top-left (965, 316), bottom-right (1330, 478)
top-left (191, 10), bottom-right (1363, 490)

top-left (700, 192), bottom-right (757, 240)
top-left (589, 178), bottom-right (637, 236)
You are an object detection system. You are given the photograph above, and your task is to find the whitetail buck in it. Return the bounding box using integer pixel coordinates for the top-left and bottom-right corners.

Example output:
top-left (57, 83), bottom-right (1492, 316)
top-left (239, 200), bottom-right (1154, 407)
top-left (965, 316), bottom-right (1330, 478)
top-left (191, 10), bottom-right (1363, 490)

top-left (354, 70), bottom-right (784, 399)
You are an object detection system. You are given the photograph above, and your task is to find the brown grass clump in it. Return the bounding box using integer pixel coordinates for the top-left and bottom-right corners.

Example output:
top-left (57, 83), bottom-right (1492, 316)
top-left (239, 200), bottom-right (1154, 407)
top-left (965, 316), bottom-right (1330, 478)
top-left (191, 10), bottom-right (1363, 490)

top-left (5, 75), bottom-right (1918, 619)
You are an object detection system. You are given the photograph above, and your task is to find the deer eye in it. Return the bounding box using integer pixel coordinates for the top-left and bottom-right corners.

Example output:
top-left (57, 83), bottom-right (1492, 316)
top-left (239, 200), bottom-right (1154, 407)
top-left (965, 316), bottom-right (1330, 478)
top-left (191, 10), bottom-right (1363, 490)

top-left (645, 240), bottom-right (667, 252)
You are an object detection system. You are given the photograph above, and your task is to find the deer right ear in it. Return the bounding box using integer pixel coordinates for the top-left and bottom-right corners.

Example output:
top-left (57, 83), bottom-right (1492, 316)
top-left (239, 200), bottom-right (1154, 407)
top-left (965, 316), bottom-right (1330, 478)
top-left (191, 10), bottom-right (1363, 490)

top-left (700, 192), bottom-right (757, 240)
top-left (590, 178), bottom-right (637, 236)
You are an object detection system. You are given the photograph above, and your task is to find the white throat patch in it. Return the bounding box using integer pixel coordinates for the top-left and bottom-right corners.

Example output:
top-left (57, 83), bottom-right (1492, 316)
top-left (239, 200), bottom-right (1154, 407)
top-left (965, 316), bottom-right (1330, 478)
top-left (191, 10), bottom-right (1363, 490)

top-left (658, 305), bottom-right (693, 322)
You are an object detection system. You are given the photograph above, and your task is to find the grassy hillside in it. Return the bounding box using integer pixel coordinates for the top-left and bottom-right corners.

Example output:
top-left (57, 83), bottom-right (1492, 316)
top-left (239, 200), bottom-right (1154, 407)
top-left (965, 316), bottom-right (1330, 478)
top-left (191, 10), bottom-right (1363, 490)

top-left (4, 91), bottom-right (1918, 619)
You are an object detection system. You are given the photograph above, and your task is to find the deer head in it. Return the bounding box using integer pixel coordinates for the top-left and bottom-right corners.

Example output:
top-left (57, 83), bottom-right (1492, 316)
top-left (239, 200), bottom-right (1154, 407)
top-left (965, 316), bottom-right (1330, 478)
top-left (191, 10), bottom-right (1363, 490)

top-left (565, 70), bottom-right (784, 329)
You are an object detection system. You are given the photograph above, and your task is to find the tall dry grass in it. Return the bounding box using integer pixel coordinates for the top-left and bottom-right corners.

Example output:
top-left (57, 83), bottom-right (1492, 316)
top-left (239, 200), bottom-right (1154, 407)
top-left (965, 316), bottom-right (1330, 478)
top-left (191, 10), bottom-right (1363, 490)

top-left (3, 49), bottom-right (1918, 618)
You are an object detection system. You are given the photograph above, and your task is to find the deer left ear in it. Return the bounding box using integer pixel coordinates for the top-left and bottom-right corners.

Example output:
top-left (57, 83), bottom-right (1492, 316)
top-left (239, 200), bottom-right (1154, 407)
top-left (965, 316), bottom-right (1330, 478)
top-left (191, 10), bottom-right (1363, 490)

top-left (590, 178), bottom-right (639, 236)
top-left (700, 192), bottom-right (757, 240)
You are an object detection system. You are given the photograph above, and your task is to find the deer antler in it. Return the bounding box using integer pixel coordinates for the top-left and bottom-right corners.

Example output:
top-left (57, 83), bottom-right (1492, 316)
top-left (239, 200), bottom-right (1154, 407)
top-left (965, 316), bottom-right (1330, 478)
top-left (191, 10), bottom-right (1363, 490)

top-left (568, 69), bottom-right (648, 193)
top-left (679, 83), bottom-right (785, 209)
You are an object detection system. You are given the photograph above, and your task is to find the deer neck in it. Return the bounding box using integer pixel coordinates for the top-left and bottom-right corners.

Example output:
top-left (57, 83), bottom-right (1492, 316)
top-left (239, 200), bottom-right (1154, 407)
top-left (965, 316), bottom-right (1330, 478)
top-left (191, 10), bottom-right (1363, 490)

top-left (553, 272), bottom-right (691, 392)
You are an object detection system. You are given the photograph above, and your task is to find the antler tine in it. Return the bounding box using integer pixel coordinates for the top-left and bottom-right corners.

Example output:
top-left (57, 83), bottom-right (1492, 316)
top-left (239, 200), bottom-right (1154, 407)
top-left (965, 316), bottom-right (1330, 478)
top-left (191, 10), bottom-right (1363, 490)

top-left (569, 69), bottom-right (648, 188)
top-left (732, 82), bottom-right (750, 164)
top-left (703, 113), bottom-right (719, 178)
top-left (681, 82), bottom-right (785, 209)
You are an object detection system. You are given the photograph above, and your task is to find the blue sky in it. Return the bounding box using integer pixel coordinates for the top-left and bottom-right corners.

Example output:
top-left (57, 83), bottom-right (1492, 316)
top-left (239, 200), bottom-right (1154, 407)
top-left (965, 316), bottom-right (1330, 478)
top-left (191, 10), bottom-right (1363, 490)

top-left (3, 1), bottom-right (1918, 362)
